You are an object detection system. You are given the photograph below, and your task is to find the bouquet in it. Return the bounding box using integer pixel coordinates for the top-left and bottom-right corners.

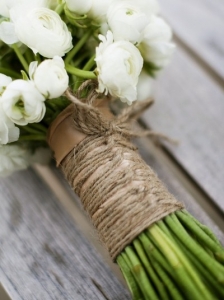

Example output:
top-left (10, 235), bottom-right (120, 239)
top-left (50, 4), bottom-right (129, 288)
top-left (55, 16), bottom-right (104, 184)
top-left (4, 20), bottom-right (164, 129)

top-left (1, 0), bottom-right (224, 299)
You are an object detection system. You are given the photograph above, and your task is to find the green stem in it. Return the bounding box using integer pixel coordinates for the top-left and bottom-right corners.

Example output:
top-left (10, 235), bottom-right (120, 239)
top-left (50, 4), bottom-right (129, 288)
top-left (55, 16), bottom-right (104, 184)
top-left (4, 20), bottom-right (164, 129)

top-left (18, 135), bottom-right (46, 141)
top-left (149, 224), bottom-right (212, 300)
top-left (83, 55), bottom-right (96, 71)
top-left (125, 246), bottom-right (159, 300)
top-left (166, 214), bottom-right (224, 282)
top-left (35, 53), bottom-right (41, 64)
top-left (0, 67), bottom-right (21, 79)
top-left (182, 210), bottom-right (221, 245)
top-left (133, 239), bottom-right (170, 300)
top-left (55, 3), bottom-right (65, 15)
top-left (176, 211), bottom-right (224, 262)
top-left (65, 64), bottom-right (96, 79)
top-left (29, 123), bottom-right (47, 133)
top-left (72, 52), bottom-right (89, 67)
top-left (74, 77), bottom-right (84, 91)
top-left (139, 233), bottom-right (184, 300)
top-left (65, 30), bottom-right (92, 64)
top-left (18, 126), bottom-right (43, 135)
top-left (174, 233), bottom-right (224, 297)
top-left (12, 44), bottom-right (29, 73)
top-left (117, 254), bottom-right (143, 300)
top-left (24, 48), bottom-right (35, 65)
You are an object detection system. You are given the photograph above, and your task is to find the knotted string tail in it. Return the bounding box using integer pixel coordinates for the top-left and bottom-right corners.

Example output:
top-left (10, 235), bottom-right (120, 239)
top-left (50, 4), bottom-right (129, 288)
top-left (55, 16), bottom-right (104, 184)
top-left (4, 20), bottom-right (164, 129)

top-left (48, 89), bottom-right (184, 260)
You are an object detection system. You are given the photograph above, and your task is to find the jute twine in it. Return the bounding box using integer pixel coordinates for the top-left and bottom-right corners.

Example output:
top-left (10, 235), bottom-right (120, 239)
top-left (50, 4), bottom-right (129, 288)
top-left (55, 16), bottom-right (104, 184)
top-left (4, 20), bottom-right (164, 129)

top-left (48, 83), bottom-right (184, 260)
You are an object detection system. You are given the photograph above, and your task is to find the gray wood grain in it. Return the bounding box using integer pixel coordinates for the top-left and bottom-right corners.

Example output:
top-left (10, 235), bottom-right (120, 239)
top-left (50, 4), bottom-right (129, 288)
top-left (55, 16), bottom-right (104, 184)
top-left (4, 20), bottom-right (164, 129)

top-left (159, 0), bottom-right (224, 80)
top-left (142, 45), bottom-right (224, 212)
top-left (0, 169), bottom-right (130, 300)
top-left (136, 138), bottom-right (224, 242)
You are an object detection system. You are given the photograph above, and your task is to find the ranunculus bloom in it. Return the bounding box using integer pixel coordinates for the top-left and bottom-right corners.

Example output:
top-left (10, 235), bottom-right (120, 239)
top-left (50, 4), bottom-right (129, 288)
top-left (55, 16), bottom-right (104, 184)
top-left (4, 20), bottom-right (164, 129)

top-left (0, 145), bottom-right (30, 177)
top-left (65, 0), bottom-right (92, 15)
top-left (88, 0), bottom-right (113, 23)
top-left (0, 74), bottom-right (12, 95)
top-left (0, 0), bottom-right (10, 17)
top-left (0, 110), bottom-right (20, 145)
top-left (9, 4), bottom-right (73, 58)
top-left (107, 0), bottom-right (159, 44)
top-left (1, 80), bottom-right (46, 126)
top-left (29, 56), bottom-right (69, 99)
top-left (0, 0), bottom-right (52, 45)
top-left (138, 16), bottom-right (175, 68)
top-left (95, 31), bottom-right (143, 104)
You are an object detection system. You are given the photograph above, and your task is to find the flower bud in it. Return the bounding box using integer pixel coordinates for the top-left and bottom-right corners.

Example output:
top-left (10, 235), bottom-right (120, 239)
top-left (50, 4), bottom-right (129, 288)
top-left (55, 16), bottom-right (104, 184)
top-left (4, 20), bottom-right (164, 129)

top-left (30, 56), bottom-right (69, 99)
top-left (65, 0), bottom-right (92, 15)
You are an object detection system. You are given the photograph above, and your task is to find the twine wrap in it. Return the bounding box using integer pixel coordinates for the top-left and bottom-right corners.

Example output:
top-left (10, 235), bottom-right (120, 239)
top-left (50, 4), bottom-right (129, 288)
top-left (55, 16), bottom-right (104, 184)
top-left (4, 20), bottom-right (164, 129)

top-left (48, 90), bottom-right (184, 260)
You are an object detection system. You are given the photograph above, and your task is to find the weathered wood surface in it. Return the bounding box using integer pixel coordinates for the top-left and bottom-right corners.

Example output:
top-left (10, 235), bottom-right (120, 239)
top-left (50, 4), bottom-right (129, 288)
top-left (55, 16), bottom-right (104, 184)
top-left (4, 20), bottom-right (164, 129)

top-left (136, 138), bottom-right (224, 243)
top-left (160, 0), bottom-right (224, 80)
top-left (1, 1), bottom-right (224, 299)
top-left (0, 169), bottom-right (130, 300)
top-left (1, 142), bottom-right (223, 300)
top-left (143, 45), bottom-right (224, 212)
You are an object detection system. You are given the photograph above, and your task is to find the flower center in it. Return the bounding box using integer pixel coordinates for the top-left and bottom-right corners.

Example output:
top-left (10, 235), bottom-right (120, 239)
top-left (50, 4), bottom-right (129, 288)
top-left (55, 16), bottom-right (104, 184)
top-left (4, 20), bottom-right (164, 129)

top-left (14, 99), bottom-right (25, 115)
top-left (15, 100), bottom-right (24, 109)
top-left (126, 9), bottom-right (134, 15)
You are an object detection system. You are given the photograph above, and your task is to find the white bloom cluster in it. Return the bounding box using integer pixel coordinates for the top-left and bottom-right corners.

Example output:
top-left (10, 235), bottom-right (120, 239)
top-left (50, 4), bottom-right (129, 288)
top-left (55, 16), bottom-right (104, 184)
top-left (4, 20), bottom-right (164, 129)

top-left (65, 0), bottom-right (174, 103)
top-left (0, 0), bottom-right (174, 176)
top-left (0, 55), bottom-right (68, 176)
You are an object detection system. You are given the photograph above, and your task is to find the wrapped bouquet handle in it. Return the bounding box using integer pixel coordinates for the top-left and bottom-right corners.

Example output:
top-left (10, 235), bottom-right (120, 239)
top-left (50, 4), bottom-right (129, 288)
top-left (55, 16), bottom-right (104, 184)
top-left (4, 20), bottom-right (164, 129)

top-left (48, 90), bottom-right (183, 259)
top-left (48, 90), bottom-right (224, 300)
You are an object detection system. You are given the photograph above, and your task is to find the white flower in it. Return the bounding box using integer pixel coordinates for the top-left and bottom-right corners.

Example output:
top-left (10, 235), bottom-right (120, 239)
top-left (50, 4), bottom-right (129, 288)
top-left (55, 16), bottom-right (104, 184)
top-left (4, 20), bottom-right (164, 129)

top-left (0, 109), bottom-right (20, 145)
top-left (95, 31), bottom-right (143, 104)
top-left (107, 0), bottom-right (159, 44)
top-left (29, 56), bottom-right (69, 99)
top-left (137, 70), bottom-right (153, 101)
top-left (0, 145), bottom-right (29, 177)
top-left (1, 80), bottom-right (46, 126)
top-left (48, 0), bottom-right (60, 9)
top-left (138, 16), bottom-right (175, 68)
top-left (0, 74), bottom-right (12, 95)
top-left (89, 0), bottom-right (113, 23)
top-left (9, 4), bottom-right (73, 57)
top-left (65, 0), bottom-right (92, 15)
top-left (0, 0), bottom-right (10, 17)
top-left (66, 0), bottom-right (113, 23)
top-left (0, 0), bottom-right (56, 45)
top-left (0, 21), bottom-right (19, 45)
top-left (0, 0), bottom-right (54, 17)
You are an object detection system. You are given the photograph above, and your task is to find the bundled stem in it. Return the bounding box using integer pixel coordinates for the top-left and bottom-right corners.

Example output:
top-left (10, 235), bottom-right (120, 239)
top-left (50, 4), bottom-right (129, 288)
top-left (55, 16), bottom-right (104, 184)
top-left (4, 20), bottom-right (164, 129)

top-left (117, 210), bottom-right (224, 300)
top-left (48, 91), bottom-right (224, 300)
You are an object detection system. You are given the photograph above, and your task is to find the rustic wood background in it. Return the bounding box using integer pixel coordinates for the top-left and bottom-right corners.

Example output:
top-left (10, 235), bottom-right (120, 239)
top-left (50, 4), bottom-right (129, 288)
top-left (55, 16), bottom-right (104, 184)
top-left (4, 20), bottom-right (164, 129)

top-left (0, 0), bottom-right (224, 299)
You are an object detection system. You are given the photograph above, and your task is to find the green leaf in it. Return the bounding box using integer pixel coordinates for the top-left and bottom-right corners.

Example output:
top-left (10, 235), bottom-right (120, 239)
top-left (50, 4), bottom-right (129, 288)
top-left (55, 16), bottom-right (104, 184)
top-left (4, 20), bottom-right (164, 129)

top-left (143, 61), bottom-right (161, 78)
top-left (21, 70), bottom-right (29, 80)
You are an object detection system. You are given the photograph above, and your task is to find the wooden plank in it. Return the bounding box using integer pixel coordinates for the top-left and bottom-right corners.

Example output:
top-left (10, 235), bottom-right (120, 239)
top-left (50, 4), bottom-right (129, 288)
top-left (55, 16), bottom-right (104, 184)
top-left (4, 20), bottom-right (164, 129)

top-left (0, 169), bottom-right (130, 300)
top-left (142, 45), bottom-right (224, 212)
top-left (136, 138), bottom-right (224, 243)
top-left (160, 0), bottom-right (224, 80)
